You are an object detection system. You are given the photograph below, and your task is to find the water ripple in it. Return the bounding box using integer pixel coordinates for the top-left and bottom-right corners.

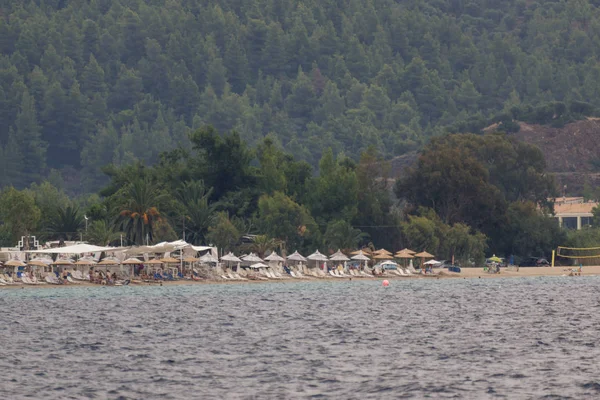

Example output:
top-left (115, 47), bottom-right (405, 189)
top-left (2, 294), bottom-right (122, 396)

top-left (1, 277), bottom-right (599, 398)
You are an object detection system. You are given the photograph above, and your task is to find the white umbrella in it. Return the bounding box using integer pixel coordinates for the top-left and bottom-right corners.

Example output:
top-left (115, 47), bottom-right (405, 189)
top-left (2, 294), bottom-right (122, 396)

top-left (221, 252), bottom-right (242, 263)
top-left (265, 252), bottom-right (285, 262)
top-left (424, 260), bottom-right (441, 265)
top-left (307, 250), bottom-right (328, 261)
top-left (199, 253), bottom-right (219, 263)
top-left (351, 251), bottom-right (370, 261)
top-left (241, 253), bottom-right (263, 263)
top-left (286, 251), bottom-right (307, 262)
top-left (249, 263), bottom-right (268, 269)
top-left (122, 257), bottom-right (143, 264)
top-left (30, 257), bottom-right (53, 265)
top-left (329, 249), bottom-right (350, 261)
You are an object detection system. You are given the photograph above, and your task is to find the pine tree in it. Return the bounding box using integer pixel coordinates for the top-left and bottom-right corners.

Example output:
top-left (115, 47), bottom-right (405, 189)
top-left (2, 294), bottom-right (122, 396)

top-left (14, 90), bottom-right (46, 182)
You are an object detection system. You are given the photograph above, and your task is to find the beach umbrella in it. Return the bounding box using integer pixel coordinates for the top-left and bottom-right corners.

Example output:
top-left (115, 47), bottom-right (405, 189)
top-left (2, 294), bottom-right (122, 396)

top-left (28, 260), bottom-right (49, 267)
top-left (221, 253), bottom-right (242, 263)
top-left (183, 256), bottom-right (199, 263)
top-left (372, 248), bottom-right (392, 256)
top-left (424, 260), bottom-right (441, 265)
top-left (30, 257), bottom-right (53, 265)
top-left (398, 248), bottom-right (416, 255)
top-left (122, 257), bottom-right (143, 264)
top-left (98, 257), bottom-right (120, 265)
top-left (351, 250), bottom-right (370, 268)
top-left (198, 253), bottom-right (218, 263)
top-left (307, 250), bottom-right (328, 261)
top-left (161, 256), bottom-right (180, 263)
top-left (53, 258), bottom-right (74, 265)
top-left (307, 250), bottom-right (328, 269)
top-left (75, 259), bottom-right (96, 266)
top-left (145, 259), bottom-right (164, 265)
top-left (265, 252), bottom-right (285, 262)
top-left (373, 253), bottom-right (393, 260)
top-left (286, 251), bottom-right (307, 262)
top-left (488, 255), bottom-right (503, 263)
top-left (394, 250), bottom-right (414, 269)
top-left (415, 251), bottom-right (435, 258)
top-left (351, 248), bottom-right (372, 255)
top-left (241, 253), bottom-right (263, 263)
top-left (415, 251), bottom-right (435, 270)
top-left (394, 250), bottom-right (415, 259)
top-left (329, 249), bottom-right (350, 262)
top-left (351, 250), bottom-right (370, 261)
top-left (249, 263), bottom-right (268, 269)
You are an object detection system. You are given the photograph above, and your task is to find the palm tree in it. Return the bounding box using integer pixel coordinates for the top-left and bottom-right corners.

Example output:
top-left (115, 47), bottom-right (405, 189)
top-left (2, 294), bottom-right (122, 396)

top-left (175, 181), bottom-right (216, 245)
top-left (242, 234), bottom-right (283, 258)
top-left (46, 205), bottom-right (84, 241)
top-left (117, 179), bottom-right (167, 245)
top-left (87, 220), bottom-right (122, 246)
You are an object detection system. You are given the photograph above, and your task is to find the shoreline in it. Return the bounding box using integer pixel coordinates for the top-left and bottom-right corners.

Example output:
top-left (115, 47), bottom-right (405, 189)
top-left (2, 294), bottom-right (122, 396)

top-left (2, 266), bottom-right (599, 289)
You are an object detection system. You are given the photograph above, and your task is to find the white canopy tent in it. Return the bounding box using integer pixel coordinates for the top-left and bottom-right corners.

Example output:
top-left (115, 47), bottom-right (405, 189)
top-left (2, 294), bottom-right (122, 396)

top-left (27, 244), bottom-right (118, 254)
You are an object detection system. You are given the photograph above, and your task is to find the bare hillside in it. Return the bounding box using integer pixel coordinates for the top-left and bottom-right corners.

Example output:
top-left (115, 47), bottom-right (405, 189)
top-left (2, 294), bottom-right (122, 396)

top-left (513, 119), bottom-right (600, 193)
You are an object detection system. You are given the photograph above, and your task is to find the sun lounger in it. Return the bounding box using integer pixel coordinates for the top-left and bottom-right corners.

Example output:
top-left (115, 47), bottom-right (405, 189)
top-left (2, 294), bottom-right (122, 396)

top-left (220, 274), bottom-right (230, 280)
top-left (0, 274), bottom-right (17, 284)
top-left (45, 275), bottom-right (60, 284)
top-left (273, 270), bottom-right (287, 279)
top-left (233, 273), bottom-right (248, 281)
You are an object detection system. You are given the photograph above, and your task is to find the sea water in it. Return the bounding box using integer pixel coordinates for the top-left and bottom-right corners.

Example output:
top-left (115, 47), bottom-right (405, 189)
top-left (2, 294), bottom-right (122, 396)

top-left (1, 277), bottom-right (600, 399)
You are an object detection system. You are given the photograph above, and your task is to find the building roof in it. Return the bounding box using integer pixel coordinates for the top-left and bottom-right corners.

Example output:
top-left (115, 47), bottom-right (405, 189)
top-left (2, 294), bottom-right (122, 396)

top-left (554, 202), bottom-right (598, 217)
top-left (550, 196), bottom-right (585, 205)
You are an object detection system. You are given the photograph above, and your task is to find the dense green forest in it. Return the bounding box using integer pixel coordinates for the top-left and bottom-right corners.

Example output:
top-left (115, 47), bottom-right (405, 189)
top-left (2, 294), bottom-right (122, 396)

top-left (3, 0), bottom-right (600, 192)
top-left (0, 127), bottom-right (573, 265)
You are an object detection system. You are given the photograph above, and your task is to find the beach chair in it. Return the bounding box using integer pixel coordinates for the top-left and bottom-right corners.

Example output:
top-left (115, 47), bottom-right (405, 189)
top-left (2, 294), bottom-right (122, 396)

top-left (220, 274), bottom-right (230, 280)
top-left (295, 269), bottom-right (308, 278)
top-left (67, 276), bottom-right (81, 284)
top-left (274, 270), bottom-right (288, 279)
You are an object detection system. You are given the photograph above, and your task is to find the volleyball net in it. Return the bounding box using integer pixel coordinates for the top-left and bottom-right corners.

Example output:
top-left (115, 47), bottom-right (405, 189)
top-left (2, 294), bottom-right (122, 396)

top-left (556, 246), bottom-right (600, 260)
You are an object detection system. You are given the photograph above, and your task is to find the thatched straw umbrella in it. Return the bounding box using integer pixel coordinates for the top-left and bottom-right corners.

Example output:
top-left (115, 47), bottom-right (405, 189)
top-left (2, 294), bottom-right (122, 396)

top-left (414, 251), bottom-right (435, 270)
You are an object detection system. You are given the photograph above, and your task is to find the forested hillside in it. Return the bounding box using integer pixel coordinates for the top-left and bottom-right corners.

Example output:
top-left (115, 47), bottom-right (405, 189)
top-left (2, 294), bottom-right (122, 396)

top-left (3, 0), bottom-right (600, 193)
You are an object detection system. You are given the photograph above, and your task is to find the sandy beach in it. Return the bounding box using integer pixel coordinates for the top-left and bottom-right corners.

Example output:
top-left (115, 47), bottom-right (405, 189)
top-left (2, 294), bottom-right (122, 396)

top-left (2, 265), bottom-right (598, 290)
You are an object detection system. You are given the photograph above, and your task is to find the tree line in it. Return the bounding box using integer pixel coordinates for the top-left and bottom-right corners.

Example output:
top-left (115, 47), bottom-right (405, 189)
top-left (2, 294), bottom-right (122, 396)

top-left (0, 126), bottom-right (577, 266)
top-left (4, 1), bottom-right (600, 193)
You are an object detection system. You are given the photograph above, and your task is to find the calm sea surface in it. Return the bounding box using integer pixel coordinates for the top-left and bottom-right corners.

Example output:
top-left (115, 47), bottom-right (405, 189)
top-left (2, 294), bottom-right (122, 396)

top-left (1, 277), bottom-right (600, 399)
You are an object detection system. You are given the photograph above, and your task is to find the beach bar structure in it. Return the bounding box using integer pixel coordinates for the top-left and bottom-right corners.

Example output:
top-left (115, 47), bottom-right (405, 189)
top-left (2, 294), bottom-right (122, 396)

top-left (552, 197), bottom-right (597, 230)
